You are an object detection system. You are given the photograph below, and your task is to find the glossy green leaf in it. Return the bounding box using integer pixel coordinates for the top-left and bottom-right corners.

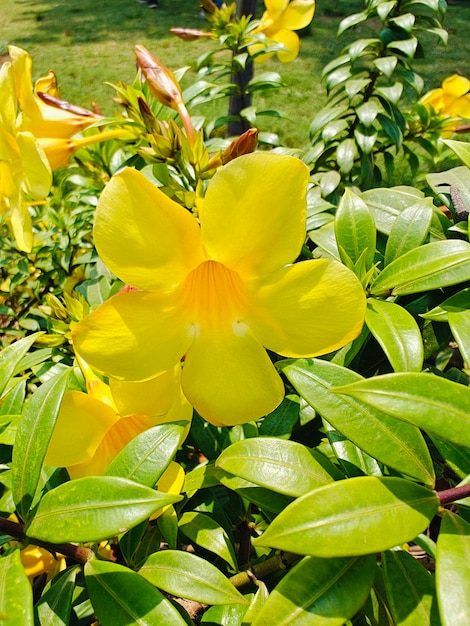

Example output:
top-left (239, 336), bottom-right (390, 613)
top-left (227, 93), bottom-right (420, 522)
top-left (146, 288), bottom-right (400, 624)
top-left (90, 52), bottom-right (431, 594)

top-left (139, 550), bottom-right (248, 605)
top-left (370, 240), bottom-right (470, 295)
top-left (11, 368), bottom-right (69, 520)
top-left (105, 421), bottom-right (187, 487)
top-left (309, 105), bottom-right (350, 137)
top-left (336, 138), bottom-right (357, 174)
top-left (373, 56), bottom-right (398, 78)
top-left (357, 100), bottom-right (379, 126)
top-left (216, 468), bottom-right (294, 514)
top-left (36, 565), bottom-right (79, 626)
top-left (365, 299), bottom-right (424, 372)
top-left (251, 554), bottom-right (376, 626)
top-left (335, 188), bottom-right (376, 271)
top-left (334, 372), bottom-right (470, 449)
top-left (85, 559), bottom-right (187, 626)
top-left (421, 287), bottom-right (470, 322)
top-left (448, 309), bottom-right (470, 368)
top-left (0, 378), bottom-right (25, 416)
top-left (308, 222), bottom-right (341, 260)
top-left (323, 420), bottom-right (382, 478)
top-left (436, 511), bottom-right (470, 625)
top-left (443, 139), bottom-right (470, 168)
top-left (252, 477), bottom-right (439, 557)
top-left (362, 187), bottom-right (424, 235)
top-left (282, 359), bottom-right (434, 486)
top-left (179, 511), bottom-right (237, 570)
top-left (388, 37), bottom-right (418, 58)
top-left (201, 603), bottom-right (248, 625)
top-left (430, 435), bottom-right (470, 480)
top-left (384, 201), bottom-right (434, 265)
top-left (382, 548), bottom-right (439, 625)
top-left (0, 332), bottom-right (40, 399)
top-left (25, 476), bottom-right (181, 543)
top-left (258, 396), bottom-right (299, 439)
top-left (377, 113), bottom-right (402, 148)
top-left (0, 549), bottom-right (33, 625)
top-left (377, 1), bottom-right (396, 20)
top-left (215, 437), bottom-right (333, 497)
top-left (338, 11), bottom-right (369, 35)
top-left (426, 166), bottom-right (470, 218)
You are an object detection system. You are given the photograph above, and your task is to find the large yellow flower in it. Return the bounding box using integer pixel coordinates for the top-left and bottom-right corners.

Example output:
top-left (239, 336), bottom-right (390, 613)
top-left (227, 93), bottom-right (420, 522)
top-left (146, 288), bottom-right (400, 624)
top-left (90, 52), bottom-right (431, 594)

top-left (251, 0), bottom-right (315, 63)
top-left (73, 153), bottom-right (366, 426)
top-left (420, 74), bottom-right (470, 135)
top-left (45, 356), bottom-right (192, 479)
top-left (0, 60), bottom-right (51, 251)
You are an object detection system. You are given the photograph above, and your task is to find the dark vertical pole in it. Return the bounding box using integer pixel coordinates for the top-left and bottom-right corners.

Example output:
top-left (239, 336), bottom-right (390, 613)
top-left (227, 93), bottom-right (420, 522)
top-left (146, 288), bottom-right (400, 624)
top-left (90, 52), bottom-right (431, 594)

top-left (227, 0), bottom-right (257, 136)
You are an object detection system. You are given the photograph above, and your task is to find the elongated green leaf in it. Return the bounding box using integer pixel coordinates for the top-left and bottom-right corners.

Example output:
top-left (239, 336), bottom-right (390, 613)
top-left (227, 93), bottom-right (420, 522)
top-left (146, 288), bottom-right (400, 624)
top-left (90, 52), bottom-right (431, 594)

top-left (421, 287), bottom-right (470, 322)
top-left (384, 201), bottom-right (433, 265)
top-left (282, 359), bottom-right (434, 486)
top-left (179, 511), bottom-right (237, 570)
top-left (139, 550), bottom-right (248, 606)
top-left (252, 477), bottom-right (439, 557)
top-left (443, 139), bottom-right (470, 168)
top-left (216, 468), bottom-right (294, 514)
top-left (0, 549), bottom-right (34, 625)
top-left (382, 548), bottom-right (439, 625)
top-left (0, 333), bottom-right (40, 399)
top-left (430, 435), bottom-right (470, 480)
top-left (362, 187), bottom-right (425, 235)
top-left (436, 511), bottom-right (470, 626)
top-left (12, 368), bottom-right (69, 520)
top-left (251, 554), bottom-right (376, 626)
top-left (215, 438), bottom-right (333, 497)
top-left (370, 240), bottom-right (470, 295)
top-left (323, 420), bottom-right (382, 478)
top-left (334, 372), bottom-right (470, 449)
top-left (259, 396), bottom-right (299, 439)
top-left (201, 603), bottom-right (248, 625)
top-left (105, 421), bottom-right (187, 487)
top-left (335, 188), bottom-right (376, 271)
top-left (25, 476), bottom-right (181, 543)
top-left (85, 559), bottom-right (187, 626)
top-left (448, 309), bottom-right (470, 367)
top-left (36, 565), bottom-right (79, 626)
top-left (365, 299), bottom-right (424, 372)
top-left (0, 378), bottom-right (26, 416)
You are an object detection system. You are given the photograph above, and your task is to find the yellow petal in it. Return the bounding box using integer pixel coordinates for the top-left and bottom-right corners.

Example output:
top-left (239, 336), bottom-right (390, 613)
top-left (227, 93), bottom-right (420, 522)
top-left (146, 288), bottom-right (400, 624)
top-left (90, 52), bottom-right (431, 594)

top-left (72, 290), bottom-right (193, 381)
top-left (264, 0), bottom-right (289, 15)
top-left (150, 462), bottom-right (185, 520)
top-left (109, 366), bottom-right (183, 418)
top-left (45, 390), bottom-right (118, 467)
top-left (94, 168), bottom-right (204, 291)
top-left (16, 132), bottom-right (52, 199)
top-left (271, 29), bottom-right (301, 62)
top-left (249, 259), bottom-right (366, 357)
top-left (420, 87), bottom-right (442, 110)
top-left (67, 414), bottom-right (155, 479)
top-left (201, 153), bottom-right (309, 279)
top-left (279, 0), bottom-right (315, 31)
top-left (0, 62), bottom-right (17, 134)
top-left (20, 546), bottom-right (59, 578)
top-left (10, 201), bottom-right (33, 253)
top-left (182, 320), bottom-right (284, 426)
top-left (442, 74), bottom-right (470, 100)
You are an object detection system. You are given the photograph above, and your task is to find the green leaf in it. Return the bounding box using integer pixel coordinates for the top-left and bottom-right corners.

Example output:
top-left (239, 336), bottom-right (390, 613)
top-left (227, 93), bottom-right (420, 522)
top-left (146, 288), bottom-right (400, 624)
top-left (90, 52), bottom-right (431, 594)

top-left (336, 138), bottom-right (357, 174)
top-left (377, 113), bottom-right (402, 148)
top-left (0, 332), bottom-right (41, 399)
top-left (25, 476), bottom-right (181, 543)
top-left (308, 221), bottom-right (341, 260)
top-left (365, 299), bottom-right (424, 372)
top-left (201, 603), bottom-right (248, 625)
top-left (11, 368), bottom-right (69, 520)
top-left (436, 511), bottom-right (470, 625)
top-left (139, 550), bottom-right (248, 606)
top-left (421, 288), bottom-right (470, 322)
top-left (309, 106), bottom-right (350, 137)
top-left (370, 240), bottom-right (470, 295)
top-left (36, 565), bottom-right (79, 626)
top-left (382, 548), bottom-right (440, 625)
top-left (105, 421), bottom-right (187, 487)
top-left (259, 396), bottom-right (299, 439)
top-left (334, 372), bottom-right (470, 448)
top-left (253, 477), bottom-right (438, 557)
top-left (377, 1), bottom-right (396, 21)
top-left (179, 512), bottom-right (237, 570)
top-left (215, 438), bottom-right (333, 497)
top-left (362, 187), bottom-right (424, 235)
top-left (216, 469), bottom-right (294, 514)
top-left (448, 309), bottom-right (470, 367)
top-left (373, 56), bottom-right (398, 78)
top-left (282, 359), bottom-right (434, 486)
top-left (335, 188), bottom-right (376, 271)
top-left (0, 549), bottom-right (33, 625)
top-left (384, 201), bottom-right (434, 265)
top-left (387, 37), bottom-right (418, 58)
top-left (323, 420), bottom-right (382, 478)
top-left (251, 554), bottom-right (376, 626)
top-left (338, 11), bottom-right (369, 35)
top-left (357, 100), bottom-right (379, 126)
top-left (85, 559), bottom-right (188, 626)
top-left (443, 139), bottom-right (470, 167)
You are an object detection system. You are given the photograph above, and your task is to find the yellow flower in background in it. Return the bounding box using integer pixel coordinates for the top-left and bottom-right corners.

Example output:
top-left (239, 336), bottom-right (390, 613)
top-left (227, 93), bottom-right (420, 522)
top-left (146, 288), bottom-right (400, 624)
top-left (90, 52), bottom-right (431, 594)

top-left (420, 74), bottom-right (470, 135)
top-left (73, 152), bottom-right (366, 427)
top-left (0, 60), bottom-right (51, 251)
top-left (8, 45), bottom-right (101, 140)
top-left (45, 355), bottom-right (192, 479)
top-left (251, 0), bottom-right (315, 63)
top-left (19, 545), bottom-right (66, 581)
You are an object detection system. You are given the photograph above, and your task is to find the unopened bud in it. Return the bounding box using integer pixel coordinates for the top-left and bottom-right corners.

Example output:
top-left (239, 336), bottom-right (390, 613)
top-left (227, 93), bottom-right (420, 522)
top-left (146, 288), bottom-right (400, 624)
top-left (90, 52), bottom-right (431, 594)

top-left (199, 0), bottom-right (218, 18)
top-left (138, 96), bottom-right (158, 133)
top-left (221, 128), bottom-right (258, 164)
top-left (134, 44), bottom-right (183, 110)
top-left (170, 27), bottom-right (213, 41)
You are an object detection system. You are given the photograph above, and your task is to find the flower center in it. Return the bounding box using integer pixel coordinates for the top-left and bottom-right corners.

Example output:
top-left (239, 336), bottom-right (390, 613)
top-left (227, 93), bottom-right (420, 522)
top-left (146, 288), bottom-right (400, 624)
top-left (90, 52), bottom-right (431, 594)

top-left (181, 260), bottom-right (247, 328)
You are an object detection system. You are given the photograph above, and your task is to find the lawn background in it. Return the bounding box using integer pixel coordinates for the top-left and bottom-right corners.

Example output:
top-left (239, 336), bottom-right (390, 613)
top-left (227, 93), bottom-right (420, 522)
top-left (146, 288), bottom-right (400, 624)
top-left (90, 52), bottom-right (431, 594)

top-left (1, 0), bottom-right (470, 148)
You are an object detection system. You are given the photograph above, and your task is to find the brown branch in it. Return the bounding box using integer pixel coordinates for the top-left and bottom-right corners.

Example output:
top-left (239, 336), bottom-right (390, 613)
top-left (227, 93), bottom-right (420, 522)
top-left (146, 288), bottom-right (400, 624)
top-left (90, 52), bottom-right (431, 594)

top-left (437, 483), bottom-right (470, 506)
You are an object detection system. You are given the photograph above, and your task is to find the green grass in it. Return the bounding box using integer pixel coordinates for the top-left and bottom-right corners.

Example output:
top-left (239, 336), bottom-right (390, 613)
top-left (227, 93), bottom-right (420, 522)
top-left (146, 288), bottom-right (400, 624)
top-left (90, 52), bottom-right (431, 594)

top-left (2, 0), bottom-right (470, 149)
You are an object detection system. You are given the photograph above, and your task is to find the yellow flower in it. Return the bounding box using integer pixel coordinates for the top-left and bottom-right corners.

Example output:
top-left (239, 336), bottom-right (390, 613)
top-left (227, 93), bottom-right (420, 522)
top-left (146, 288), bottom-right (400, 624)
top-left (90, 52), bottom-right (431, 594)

top-left (72, 153), bottom-right (366, 426)
top-left (8, 45), bottom-right (101, 140)
top-left (0, 60), bottom-right (51, 251)
top-left (251, 0), bottom-right (315, 63)
top-left (420, 74), bottom-right (470, 135)
top-left (45, 356), bottom-right (192, 479)
top-left (19, 545), bottom-right (66, 581)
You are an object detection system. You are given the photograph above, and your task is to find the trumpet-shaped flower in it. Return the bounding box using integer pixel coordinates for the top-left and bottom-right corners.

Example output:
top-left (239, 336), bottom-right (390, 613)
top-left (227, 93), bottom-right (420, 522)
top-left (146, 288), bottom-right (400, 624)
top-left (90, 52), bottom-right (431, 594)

top-left (73, 153), bottom-right (366, 426)
top-left (0, 61), bottom-right (51, 251)
top-left (420, 74), bottom-right (470, 135)
top-left (251, 0), bottom-right (315, 63)
top-left (8, 45), bottom-right (102, 140)
top-left (45, 356), bottom-right (192, 479)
